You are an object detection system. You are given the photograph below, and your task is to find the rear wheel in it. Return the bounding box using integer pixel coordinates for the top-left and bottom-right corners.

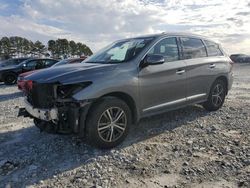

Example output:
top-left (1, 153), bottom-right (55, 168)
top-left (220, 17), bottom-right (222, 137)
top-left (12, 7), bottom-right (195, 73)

top-left (4, 74), bottom-right (17, 85)
top-left (84, 97), bottom-right (131, 149)
top-left (203, 79), bottom-right (227, 111)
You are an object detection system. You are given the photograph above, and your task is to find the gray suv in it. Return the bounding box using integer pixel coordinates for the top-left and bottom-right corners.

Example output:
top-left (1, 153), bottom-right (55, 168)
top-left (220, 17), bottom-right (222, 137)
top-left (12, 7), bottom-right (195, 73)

top-left (19, 33), bottom-right (233, 148)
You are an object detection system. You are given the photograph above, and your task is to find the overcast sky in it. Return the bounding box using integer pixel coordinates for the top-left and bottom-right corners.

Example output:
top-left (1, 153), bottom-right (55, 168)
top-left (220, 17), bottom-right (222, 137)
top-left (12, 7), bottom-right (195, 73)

top-left (0, 0), bottom-right (250, 54)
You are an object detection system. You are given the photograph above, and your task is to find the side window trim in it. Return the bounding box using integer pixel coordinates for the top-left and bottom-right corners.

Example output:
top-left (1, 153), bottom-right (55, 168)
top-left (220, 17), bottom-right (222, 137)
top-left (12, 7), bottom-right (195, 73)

top-left (201, 39), bottom-right (208, 57)
top-left (176, 37), bottom-right (182, 61)
top-left (218, 46), bottom-right (224, 56)
top-left (142, 36), bottom-right (181, 62)
top-left (177, 37), bottom-right (185, 60)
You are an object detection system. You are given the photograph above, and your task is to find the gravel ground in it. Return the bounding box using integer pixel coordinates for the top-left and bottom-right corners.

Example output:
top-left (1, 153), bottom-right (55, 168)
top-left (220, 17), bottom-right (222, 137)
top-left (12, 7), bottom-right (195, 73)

top-left (0, 63), bottom-right (249, 188)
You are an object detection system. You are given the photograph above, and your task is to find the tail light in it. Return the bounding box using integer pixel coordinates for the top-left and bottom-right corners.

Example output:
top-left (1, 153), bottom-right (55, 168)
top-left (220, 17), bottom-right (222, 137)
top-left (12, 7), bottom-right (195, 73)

top-left (229, 59), bottom-right (234, 72)
top-left (26, 80), bottom-right (33, 91)
top-left (229, 59), bottom-right (234, 65)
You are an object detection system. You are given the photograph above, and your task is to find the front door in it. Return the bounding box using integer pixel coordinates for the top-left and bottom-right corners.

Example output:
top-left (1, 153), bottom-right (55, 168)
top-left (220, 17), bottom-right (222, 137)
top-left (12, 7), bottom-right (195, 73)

top-left (139, 37), bottom-right (187, 115)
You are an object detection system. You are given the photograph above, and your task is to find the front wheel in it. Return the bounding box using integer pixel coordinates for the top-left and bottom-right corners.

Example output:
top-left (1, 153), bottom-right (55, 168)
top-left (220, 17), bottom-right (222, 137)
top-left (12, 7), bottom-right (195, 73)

top-left (84, 97), bottom-right (132, 149)
top-left (203, 79), bottom-right (227, 111)
top-left (4, 74), bottom-right (17, 85)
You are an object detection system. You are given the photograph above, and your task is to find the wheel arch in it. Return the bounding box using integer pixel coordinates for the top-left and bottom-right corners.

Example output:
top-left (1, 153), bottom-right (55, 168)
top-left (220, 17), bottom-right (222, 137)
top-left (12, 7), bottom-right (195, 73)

top-left (100, 92), bottom-right (138, 124)
top-left (78, 91), bottom-right (139, 138)
top-left (84, 91), bottom-right (138, 124)
top-left (214, 75), bottom-right (228, 95)
top-left (2, 71), bottom-right (18, 84)
top-left (3, 71), bottom-right (18, 77)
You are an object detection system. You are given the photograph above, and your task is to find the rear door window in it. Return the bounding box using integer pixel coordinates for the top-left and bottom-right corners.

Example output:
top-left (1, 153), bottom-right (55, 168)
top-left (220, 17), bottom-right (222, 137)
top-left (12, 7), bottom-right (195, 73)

top-left (148, 37), bottom-right (179, 62)
top-left (181, 37), bottom-right (207, 59)
top-left (204, 40), bottom-right (223, 56)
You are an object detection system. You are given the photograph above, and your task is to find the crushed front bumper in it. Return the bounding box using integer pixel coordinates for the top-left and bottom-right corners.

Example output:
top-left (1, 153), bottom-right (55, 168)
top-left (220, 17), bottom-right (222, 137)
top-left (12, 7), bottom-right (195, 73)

top-left (18, 96), bottom-right (92, 135)
top-left (19, 99), bottom-right (58, 121)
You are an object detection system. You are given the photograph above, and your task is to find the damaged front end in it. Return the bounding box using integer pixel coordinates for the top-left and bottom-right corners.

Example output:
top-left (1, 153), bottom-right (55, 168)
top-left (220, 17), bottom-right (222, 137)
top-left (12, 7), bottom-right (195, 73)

top-left (18, 81), bottom-right (92, 135)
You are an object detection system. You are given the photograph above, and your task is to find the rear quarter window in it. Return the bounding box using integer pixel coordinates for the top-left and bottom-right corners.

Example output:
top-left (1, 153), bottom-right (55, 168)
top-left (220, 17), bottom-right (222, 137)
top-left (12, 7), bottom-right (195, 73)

top-left (181, 37), bottom-right (207, 59)
top-left (204, 40), bottom-right (223, 57)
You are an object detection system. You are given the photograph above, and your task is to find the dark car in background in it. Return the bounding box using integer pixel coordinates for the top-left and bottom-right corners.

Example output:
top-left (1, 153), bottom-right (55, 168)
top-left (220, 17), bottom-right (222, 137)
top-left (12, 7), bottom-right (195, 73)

top-left (0, 58), bottom-right (58, 84)
top-left (18, 57), bottom-right (86, 92)
top-left (0, 57), bottom-right (29, 68)
top-left (230, 54), bottom-right (250, 63)
top-left (19, 32), bottom-right (233, 149)
top-left (52, 57), bottom-right (87, 67)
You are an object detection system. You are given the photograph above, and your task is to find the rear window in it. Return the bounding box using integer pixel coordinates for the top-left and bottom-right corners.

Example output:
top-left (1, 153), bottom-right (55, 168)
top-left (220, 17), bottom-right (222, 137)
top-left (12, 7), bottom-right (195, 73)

top-left (204, 40), bottom-right (223, 57)
top-left (181, 37), bottom-right (207, 59)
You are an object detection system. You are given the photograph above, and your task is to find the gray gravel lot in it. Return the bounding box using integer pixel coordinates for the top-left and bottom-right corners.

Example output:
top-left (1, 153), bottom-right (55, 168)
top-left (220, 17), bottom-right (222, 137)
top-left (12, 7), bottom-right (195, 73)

top-left (0, 63), bottom-right (249, 188)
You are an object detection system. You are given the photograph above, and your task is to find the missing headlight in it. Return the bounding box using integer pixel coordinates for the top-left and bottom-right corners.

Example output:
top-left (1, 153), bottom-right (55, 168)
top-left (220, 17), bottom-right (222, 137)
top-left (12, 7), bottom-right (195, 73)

top-left (57, 82), bottom-right (91, 99)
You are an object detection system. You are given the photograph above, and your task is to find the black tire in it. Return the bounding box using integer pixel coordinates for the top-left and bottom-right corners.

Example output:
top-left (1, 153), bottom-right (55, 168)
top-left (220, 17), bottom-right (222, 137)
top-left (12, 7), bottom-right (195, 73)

top-left (203, 79), bottom-right (227, 111)
top-left (84, 97), bottom-right (132, 149)
top-left (4, 73), bottom-right (17, 85)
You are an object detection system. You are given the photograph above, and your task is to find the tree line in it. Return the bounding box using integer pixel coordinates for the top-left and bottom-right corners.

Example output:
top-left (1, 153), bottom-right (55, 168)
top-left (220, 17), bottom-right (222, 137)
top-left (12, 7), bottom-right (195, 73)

top-left (0, 36), bottom-right (93, 60)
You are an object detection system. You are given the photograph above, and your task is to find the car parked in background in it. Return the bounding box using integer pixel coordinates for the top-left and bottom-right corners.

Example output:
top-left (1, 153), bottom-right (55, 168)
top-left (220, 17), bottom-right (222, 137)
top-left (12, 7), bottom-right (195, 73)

top-left (17, 57), bottom-right (86, 92)
top-left (243, 55), bottom-right (250, 63)
top-left (52, 57), bottom-right (87, 67)
top-left (17, 70), bottom-right (37, 92)
top-left (19, 33), bottom-right (233, 149)
top-left (0, 57), bottom-right (29, 67)
top-left (0, 58), bottom-right (58, 85)
top-left (230, 54), bottom-right (250, 63)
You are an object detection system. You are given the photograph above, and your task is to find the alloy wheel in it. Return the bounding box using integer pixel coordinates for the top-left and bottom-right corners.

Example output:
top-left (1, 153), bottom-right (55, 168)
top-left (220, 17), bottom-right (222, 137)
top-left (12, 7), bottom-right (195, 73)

top-left (212, 84), bottom-right (224, 107)
top-left (97, 107), bottom-right (127, 142)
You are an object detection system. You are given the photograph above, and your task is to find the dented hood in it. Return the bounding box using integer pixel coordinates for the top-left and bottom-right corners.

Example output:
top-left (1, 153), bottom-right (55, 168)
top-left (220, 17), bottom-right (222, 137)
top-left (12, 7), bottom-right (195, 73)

top-left (26, 63), bottom-right (117, 84)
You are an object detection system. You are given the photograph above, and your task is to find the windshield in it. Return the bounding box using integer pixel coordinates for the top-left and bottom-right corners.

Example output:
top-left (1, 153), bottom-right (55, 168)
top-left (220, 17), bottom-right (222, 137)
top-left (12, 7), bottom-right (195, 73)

top-left (85, 37), bottom-right (155, 64)
top-left (52, 59), bottom-right (69, 67)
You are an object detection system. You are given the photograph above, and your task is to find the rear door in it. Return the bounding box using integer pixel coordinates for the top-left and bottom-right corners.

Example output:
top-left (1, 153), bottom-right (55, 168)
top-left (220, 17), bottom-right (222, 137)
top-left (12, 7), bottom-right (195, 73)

top-left (180, 37), bottom-right (211, 103)
top-left (139, 37), bottom-right (187, 115)
top-left (203, 40), bottom-right (227, 88)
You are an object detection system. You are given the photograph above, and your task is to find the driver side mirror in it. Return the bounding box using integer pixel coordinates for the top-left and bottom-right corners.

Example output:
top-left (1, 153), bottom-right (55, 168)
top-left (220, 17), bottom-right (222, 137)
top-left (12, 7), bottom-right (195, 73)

top-left (143, 54), bottom-right (165, 66)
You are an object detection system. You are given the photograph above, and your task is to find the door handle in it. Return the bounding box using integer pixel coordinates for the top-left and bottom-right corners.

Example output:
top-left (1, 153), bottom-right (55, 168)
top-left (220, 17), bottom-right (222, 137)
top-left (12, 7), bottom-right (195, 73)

top-left (176, 69), bottom-right (185, 75)
top-left (209, 64), bottom-right (216, 68)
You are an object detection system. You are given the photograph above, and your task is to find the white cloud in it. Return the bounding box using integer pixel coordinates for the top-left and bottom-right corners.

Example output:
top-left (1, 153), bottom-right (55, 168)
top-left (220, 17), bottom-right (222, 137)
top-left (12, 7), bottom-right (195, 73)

top-left (0, 0), bottom-right (250, 54)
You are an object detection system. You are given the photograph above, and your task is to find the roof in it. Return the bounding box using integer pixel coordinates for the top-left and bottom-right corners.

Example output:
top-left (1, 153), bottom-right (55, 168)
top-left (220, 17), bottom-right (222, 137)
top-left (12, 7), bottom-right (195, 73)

top-left (117, 32), bottom-right (208, 41)
top-left (137, 32), bottom-right (208, 39)
top-left (128, 32), bottom-right (217, 44)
